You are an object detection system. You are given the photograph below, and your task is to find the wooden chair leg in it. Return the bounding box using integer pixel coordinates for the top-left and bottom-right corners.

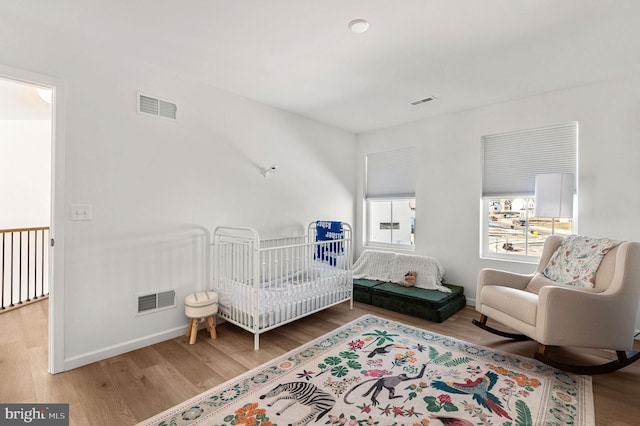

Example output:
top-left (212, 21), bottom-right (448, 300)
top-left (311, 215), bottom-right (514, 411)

top-left (188, 318), bottom-right (199, 345)
top-left (536, 343), bottom-right (550, 357)
top-left (472, 314), bottom-right (532, 341)
top-left (206, 315), bottom-right (217, 339)
top-left (533, 344), bottom-right (640, 375)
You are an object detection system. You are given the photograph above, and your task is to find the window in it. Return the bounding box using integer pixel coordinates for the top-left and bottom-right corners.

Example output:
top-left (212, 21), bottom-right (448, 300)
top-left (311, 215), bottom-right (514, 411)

top-left (367, 198), bottom-right (415, 245)
top-left (365, 148), bottom-right (416, 248)
top-left (481, 123), bottom-right (577, 260)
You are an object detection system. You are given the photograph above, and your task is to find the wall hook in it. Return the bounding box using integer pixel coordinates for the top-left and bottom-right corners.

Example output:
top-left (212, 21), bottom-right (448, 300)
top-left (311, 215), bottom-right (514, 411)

top-left (262, 165), bottom-right (278, 177)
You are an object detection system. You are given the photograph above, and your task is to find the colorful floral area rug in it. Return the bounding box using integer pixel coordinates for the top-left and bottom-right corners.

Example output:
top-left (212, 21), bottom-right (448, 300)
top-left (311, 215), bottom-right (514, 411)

top-left (139, 315), bottom-right (594, 426)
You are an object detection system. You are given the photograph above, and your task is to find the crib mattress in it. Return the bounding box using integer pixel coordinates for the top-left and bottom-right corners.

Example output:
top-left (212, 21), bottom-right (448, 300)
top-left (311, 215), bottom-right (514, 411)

top-left (217, 267), bottom-right (352, 329)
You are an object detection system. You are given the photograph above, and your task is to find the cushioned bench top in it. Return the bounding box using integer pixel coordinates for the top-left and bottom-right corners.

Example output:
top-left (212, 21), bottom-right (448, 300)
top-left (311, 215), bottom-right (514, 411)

top-left (354, 278), bottom-right (463, 302)
top-left (353, 278), bottom-right (386, 289)
top-left (370, 282), bottom-right (464, 306)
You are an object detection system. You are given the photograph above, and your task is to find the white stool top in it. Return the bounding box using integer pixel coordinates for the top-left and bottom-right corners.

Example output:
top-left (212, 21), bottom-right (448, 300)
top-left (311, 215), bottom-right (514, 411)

top-left (185, 291), bottom-right (218, 318)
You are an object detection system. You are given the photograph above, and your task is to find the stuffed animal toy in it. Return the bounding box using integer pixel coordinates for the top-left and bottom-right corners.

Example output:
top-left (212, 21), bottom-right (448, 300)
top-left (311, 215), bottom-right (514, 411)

top-left (402, 271), bottom-right (417, 287)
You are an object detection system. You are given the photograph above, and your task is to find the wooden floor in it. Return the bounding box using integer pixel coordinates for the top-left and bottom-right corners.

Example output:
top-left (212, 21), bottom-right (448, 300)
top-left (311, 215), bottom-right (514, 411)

top-left (2, 299), bottom-right (640, 425)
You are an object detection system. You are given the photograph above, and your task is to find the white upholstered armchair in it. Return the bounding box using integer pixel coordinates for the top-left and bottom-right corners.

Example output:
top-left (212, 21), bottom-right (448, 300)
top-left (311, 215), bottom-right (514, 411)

top-left (473, 234), bottom-right (640, 374)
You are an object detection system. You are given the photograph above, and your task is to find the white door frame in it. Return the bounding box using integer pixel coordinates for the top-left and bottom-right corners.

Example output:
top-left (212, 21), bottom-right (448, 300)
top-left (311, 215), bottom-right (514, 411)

top-left (0, 64), bottom-right (66, 374)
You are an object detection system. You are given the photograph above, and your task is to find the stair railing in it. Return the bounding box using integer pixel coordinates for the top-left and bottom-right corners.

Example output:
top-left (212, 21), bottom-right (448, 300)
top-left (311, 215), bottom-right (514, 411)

top-left (1, 226), bottom-right (50, 310)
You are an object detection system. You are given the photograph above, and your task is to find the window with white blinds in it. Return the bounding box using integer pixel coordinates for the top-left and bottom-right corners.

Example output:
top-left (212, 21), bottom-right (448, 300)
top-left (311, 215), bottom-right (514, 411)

top-left (482, 123), bottom-right (577, 197)
top-left (366, 147), bottom-right (416, 198)
top-left (481, 122), bottom-right (577, 260)
top-left (365, 147), bottom-right (416, 247)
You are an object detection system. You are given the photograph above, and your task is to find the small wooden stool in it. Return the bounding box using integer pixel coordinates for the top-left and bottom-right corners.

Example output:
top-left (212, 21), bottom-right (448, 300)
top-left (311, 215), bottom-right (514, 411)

top-left (184, 291), bottom-right (218, 344)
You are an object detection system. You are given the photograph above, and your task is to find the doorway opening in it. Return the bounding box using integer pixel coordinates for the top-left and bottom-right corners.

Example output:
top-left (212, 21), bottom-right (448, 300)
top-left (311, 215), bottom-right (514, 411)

top-left (0, 69), bottom-right (62, 373)
top-left (0, 77), bottom-right (51, 307)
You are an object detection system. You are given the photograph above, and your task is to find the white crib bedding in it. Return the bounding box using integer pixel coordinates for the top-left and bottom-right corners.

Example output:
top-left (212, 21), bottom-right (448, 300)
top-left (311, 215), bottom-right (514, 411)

top-left (217, 265), bottom-right (351, 329)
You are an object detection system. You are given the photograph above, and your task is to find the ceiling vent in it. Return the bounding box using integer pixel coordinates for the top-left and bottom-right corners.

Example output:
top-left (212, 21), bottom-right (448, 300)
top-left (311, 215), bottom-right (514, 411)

top-left (410, 96), bottom-right (437, 106)
top-left (137, 289), bottom-right (176, 315)
top-left (137, 93), bottom-right (177, 120)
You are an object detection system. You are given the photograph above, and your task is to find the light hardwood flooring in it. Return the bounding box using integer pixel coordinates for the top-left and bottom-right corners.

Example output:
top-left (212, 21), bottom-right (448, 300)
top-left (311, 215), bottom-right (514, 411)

top-left (2, 299), bottom-right (639, 425)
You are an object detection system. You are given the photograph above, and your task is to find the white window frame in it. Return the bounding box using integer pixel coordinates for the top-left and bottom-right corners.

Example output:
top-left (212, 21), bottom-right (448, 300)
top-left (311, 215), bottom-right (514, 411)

top-left (480, 123), bottom-right (577, 261)
top-left (366, 197), bottom-right (416, 249)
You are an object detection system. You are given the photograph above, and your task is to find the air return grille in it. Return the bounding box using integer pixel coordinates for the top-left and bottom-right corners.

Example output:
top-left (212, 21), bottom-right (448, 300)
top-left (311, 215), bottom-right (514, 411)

top-left (410, 96), bottom-right (437, 106)
top-left (137, 93), bottom-right (177, 120)
top-left (137, 289), bottom-right (176, 315)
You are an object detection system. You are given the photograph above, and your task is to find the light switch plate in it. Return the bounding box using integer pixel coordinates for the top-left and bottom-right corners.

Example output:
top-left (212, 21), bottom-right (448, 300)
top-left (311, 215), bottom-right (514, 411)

top-left (70, 204), bottom-right (92, 221)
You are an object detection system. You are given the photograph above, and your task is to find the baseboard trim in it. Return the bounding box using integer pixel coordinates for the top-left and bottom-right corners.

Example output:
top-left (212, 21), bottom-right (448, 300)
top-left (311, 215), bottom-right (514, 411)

top-left (63, 324), bottom-right (188, 371)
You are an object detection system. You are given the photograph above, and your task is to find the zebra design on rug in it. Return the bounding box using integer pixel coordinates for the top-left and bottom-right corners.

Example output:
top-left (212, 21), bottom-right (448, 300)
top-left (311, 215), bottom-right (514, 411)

top-left (259, 381), bottom-right (336, 426)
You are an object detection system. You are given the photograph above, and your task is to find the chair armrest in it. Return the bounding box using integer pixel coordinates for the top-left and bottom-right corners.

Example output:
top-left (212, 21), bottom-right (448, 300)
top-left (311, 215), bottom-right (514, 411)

top-left (536, 286), bottom-right (636, 350)
top-left (478, 268), bottom-right (533, 289)
top-left (476, 268), bottom-right (533, 311)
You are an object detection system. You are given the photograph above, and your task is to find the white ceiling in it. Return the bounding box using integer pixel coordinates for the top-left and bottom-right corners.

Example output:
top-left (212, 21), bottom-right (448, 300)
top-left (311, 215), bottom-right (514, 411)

top-left (4, 0), bottom-right (640, 133)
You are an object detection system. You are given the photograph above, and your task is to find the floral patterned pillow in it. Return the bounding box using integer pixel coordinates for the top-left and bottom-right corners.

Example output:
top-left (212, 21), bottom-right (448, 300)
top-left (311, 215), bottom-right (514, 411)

top-left (543, 236), bottom-right (621, 288)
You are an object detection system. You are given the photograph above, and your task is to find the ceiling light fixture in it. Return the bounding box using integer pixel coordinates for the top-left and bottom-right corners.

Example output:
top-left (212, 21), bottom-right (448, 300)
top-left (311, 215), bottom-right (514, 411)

top-left (36, 87), bottom-right (52, 104)
top-left (348, 19), bottom-right (369, 34)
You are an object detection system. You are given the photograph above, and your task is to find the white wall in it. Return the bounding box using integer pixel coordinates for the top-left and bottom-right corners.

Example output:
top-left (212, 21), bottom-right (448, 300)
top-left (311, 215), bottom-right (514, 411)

top-left (0, 120), bottom-right (51, 228)
top-left (357, 72), bottom-right (640, 328)
top-left (0, 79), bottom-right (52, 229)
top-left (0, 24), bottom-right (356, 370)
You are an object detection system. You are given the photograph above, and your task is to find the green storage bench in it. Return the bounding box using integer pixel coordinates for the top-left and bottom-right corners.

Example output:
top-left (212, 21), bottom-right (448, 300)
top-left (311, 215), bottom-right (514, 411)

top-left (353, 278), bottom-right (383, 304)
top-left (353, 278), bottom-right (466, 323)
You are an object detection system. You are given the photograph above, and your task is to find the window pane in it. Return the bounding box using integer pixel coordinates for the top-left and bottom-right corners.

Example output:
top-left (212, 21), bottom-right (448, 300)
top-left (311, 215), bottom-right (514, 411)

top-left (391, 199), bottom-right (415, 245)
top-left (367, 198), bottom-right (416, 246)
top-left (488, 198), bottom-right (532, 256)
top-left (369, 200), bottom-right (392, 243)
top-left (487, 198), bottom-right (572, 257)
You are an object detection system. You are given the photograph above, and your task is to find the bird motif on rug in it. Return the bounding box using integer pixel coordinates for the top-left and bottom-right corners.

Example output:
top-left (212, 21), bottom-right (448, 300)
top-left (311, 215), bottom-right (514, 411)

top-left (367, 343), bottom-right (407, 358)
top-left (430, 371), bottom-right (512, 420)
top-left (428, 414), bottom-right (474, 426)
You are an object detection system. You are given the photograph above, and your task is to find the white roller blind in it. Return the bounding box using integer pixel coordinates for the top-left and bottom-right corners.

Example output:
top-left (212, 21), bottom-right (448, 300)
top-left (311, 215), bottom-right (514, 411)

top-left (482, 123), bottom-right (577, 197)
top-left (366, 147), bottom-right (416, 198)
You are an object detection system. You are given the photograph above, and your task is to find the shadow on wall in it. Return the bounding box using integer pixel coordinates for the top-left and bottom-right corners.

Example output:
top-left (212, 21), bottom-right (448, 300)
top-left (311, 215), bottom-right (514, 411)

top-left (66, 223), bottom-right (211, 336)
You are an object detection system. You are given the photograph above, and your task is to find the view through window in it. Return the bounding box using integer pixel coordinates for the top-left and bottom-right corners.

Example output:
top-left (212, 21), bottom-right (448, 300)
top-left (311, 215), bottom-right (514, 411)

top-left (367, 199), bottom-right (415, 246)
top-left (486, 197), bottom-right (572, 257)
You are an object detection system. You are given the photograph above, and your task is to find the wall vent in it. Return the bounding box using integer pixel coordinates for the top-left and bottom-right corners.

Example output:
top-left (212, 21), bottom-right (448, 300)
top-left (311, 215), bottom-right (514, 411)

top-left (136, 289), bottom-right (176, 315)
top-left (137, 93), bottom-right (177, 120)
top-left (410, 96), bottom-right (437, 106)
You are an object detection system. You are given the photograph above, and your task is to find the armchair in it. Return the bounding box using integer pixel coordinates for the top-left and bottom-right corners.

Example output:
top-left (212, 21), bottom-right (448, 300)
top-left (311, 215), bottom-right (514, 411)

top-left (473, 235), bottom-right (640, 374)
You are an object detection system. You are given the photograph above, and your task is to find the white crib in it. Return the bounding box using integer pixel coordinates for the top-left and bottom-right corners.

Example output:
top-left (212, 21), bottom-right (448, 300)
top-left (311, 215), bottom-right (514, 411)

top-left (213, 222), bottom-right (353, 350)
